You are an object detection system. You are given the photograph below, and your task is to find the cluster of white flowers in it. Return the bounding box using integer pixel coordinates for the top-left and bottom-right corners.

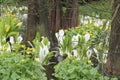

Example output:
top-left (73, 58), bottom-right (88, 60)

top-left (80, 15), bottom-right (110, 27)
top-left (80, 16), bottom-right (93, 24)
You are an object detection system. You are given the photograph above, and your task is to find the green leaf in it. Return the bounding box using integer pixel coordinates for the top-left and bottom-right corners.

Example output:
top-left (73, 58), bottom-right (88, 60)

top-left (43, 37), bottom-right (49, 45)
top-left (42, 52), bottom-right (54, 64)
top-left (11, 72), bottom-right (20, 80)
top-left (7, 31), bottom-right (19, 37)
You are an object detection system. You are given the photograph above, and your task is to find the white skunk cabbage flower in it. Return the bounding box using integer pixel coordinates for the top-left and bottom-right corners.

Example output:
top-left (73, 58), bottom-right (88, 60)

top-left (72, 34), bottom-right (79, 47)
top-left (84, 33), bottom-right (90, 42)
top-left (59, 29), bottom-right (64, 37)
top-left (17, 35), bottom-right (23, 43)
top-left (10, 36), bottom-right (15, 44)
top-left (93, 48), bottom-right (100, 62)
top-left (72, 50), bottom-right (78, 57)
top-left (56, 29), bottom-right (64, 44)
top-left (39, 46), bottom-right (49, 63)
top-left (94, 19), bottom-right (103, 26)
top-left (86, 49), bottom-right (92, 59)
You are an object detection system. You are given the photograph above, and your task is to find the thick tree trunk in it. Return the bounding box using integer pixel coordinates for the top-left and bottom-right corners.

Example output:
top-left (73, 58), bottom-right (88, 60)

top-left (106, 0), bottom-right (120, 77)
top-left (25, 0), bottom-right (37, 41)
top-left (49, 0), bottom-right (62, 32)
top-left (63, 0), bottom-right (79, 29)
top-left (36, 0), bottom-right (51, 41)
top-left (26, 0), bottom-right (52, 46)
top-left (49, 0), bottom-right (63, 47)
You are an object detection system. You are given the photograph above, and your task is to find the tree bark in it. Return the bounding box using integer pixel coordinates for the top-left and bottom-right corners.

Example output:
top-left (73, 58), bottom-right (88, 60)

top-left (25, 0), bottom-right (37, 41)
top-left (63, 0), bottom-right (79, 29)
top-left (106, 0), bottom-right (120, 77)
top-left (36, 0), bottom-right (51, 41)
top-left (49, 0), bottom-right (62, 32)
top-left (49, 0), bottom-right (63, 47)
top-left (26, 0), bottom-right (52, 46)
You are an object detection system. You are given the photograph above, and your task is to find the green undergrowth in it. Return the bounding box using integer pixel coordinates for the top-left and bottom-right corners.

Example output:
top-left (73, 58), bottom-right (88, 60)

top-left (54, 57), bottom-right (117, 80)
top-left (79, 0), bottom-right (112, 19)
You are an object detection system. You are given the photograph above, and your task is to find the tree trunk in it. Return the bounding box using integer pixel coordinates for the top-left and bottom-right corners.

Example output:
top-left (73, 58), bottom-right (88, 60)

top-left (49, 0), bottom-right (63, 47)
top-left (49, 0), bottom-right (62, 32)
top-left (26, 0), bottom-right (52, 46)
top-left (106, 0), bottom-right (120, 77)
top-left (25, 0), bottom-right (37, 41)
top-left (63, 0), bottom-right (79, 29)
top-left (36, 0), bottom-right (52, 41)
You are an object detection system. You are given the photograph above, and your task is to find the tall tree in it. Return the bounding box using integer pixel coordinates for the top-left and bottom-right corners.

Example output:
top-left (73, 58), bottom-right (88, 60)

top-left (63, 0), bottom-right (79, 29)
top-left (36, 0), bottom-right (50, 38)
top-left (25, 0), bottom-right (37, 41)
top-left (49, 0), bottom-right (63, 47)
top-left (106, 0), bottom-right (120, 77)
top-left (25, 0), bottom-right (51, 45)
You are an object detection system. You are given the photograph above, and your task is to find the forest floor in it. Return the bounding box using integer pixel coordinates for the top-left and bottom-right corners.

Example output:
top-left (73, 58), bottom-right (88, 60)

top-left (80, 0), bottom-right (112, 19)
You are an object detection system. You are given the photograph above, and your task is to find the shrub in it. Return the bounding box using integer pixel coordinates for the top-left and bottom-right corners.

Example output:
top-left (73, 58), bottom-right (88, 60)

top-left (54, 57), bottom-right (109, 80)
top-left (0, 53), bottom-right (47, 80)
